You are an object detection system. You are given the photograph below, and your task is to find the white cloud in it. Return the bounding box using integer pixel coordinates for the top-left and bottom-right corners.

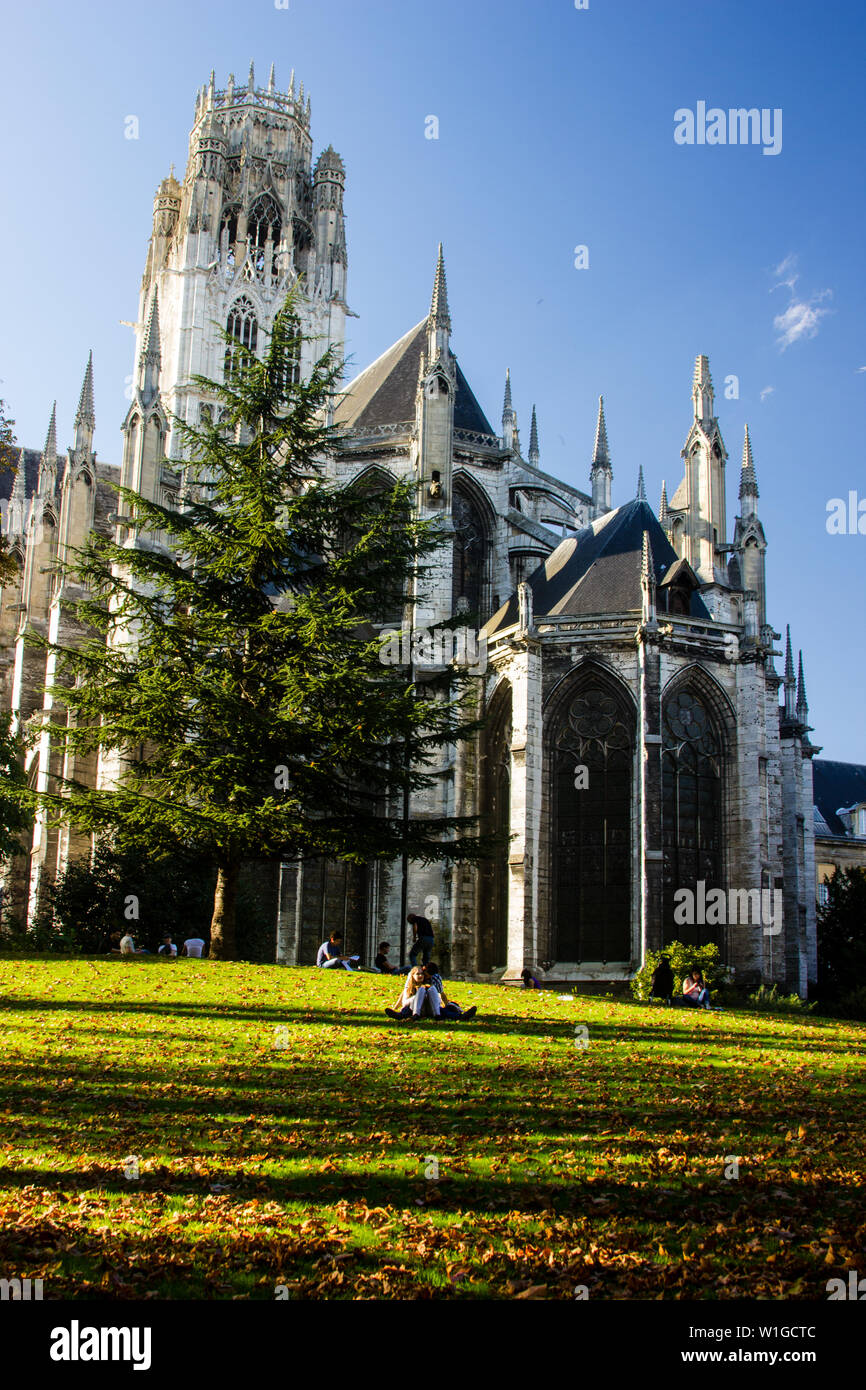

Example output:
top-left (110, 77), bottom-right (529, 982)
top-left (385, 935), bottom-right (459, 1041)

top-left (769, 256), bottom-right (832, 351)
top-left (759, 385), bottom-right (775, 402)
top-left (857, 366), bottom-right (866, 373)
top-left (773, 289), bottom-right (832, 351)
top-left (771, 254), bottom-right (799, 294)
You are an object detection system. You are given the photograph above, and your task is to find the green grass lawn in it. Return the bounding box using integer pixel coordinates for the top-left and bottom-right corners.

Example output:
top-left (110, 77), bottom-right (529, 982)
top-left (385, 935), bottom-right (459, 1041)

top-left (1, 956), bottom-right (864, 1300)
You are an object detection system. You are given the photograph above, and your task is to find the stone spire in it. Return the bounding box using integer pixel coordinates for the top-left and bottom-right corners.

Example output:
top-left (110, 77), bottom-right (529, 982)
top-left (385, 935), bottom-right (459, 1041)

top-left (641, 528), bottom-right (656, 623)
top-left (796, 650), bottom-right (809, 725)
top-left (429, 242), bottom-right (451, 332)
top-left (138, 289), bottom-right (162, 405)
top-left (248, 60), bottom-right (255, 93)
top-left (38, 401), bottom-right (58, 496)
top-left (74, 352), bottom-right (95, 433)
top-left (7, 446), bottom-right (27, 537)
top-left (659, 480), bottom-right (670, 528)
top-left (528, 405), bottom-right (540, 466)
top-left (71, 351), bottom-right (96, 458)
top-left (502, 368), bottom-right (517, 451)
top-left (268, 62), bottom-right (276, 93)
top-left (590, 395), bottom-right (612, 517)
top-left (692, 353), bottom-right (714, 424)
top-left (784, 625), bottom-right (797, 721)
top-left (740, 424), bottom-right (759, 499)
top-left (592, 394), bottom-right (610, 466)
top-left (636, 464), bottom-right (647, 501)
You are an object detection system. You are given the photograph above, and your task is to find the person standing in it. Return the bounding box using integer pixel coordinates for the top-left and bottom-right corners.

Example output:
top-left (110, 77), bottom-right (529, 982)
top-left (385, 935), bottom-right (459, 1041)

top-left (407, 913), bottom-right (435, 967)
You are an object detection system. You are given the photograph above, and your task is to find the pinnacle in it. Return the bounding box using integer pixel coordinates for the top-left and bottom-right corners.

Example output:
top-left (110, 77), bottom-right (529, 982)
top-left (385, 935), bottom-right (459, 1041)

top-left (503, 367), bottom-right (513, 416)
top-left (641, 527), bottom-right (654, 579)
top-left (739, 423), bottom-right (759, 498)
top-left (268, 62), bottom-right (275, 92)
top-left (797, 649), bottom-right (808, 708)
top-left (429, 242), bottom-right (451, 332)
top-left (74, 353), bottom-right (95, 430)
top-left (785, 625), bottom-right (795, 684)
top-left (42, 401), bottom-right (57, 468)
top-left (141, 289), bottom-right (161, 364)
top-left (11, 449), bottom-right (26, 499)
top-left (659, 480), bottom-right (669, 524)
top-left (636, 464), bottom-right (647, 501)
top-left (592, 395), bottom-right (610, 467)
top-left (528, 405), bottom-right (540, 463)
top-left (693, 354), bottom-right (713, 390)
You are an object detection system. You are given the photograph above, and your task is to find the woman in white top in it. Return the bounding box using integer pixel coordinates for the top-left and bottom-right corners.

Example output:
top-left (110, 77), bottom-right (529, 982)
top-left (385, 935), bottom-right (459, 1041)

top-left (386, 966), bottom-right (442, 1020)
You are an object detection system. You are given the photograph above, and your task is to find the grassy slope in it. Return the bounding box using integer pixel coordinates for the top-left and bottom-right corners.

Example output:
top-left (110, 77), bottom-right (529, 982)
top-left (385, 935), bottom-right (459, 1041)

top-left (0, 957), bottom-right (864, 1300)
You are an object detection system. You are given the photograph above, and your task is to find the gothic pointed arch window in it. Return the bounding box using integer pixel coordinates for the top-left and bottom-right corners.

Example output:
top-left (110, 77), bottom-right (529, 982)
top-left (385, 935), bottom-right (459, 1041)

top-left (220, 207), bottom-right (239, 275)
top-left (662, 685), bottom-right (724, 946)
top-left (225, 297), bottom-right (259, 381)
top-left (550, 674), bottom-right (634, 963)
top-left (248, 194), bottom-right (282, 279)
top-left (451, 483), bottom-right (492, 622)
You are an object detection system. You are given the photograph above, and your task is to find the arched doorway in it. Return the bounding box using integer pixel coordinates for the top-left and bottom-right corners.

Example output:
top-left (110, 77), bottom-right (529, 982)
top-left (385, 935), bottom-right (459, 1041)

top-left (662, 683), bottom-right (724, 946)
top-left (550, 671), bottom-right (634, 963)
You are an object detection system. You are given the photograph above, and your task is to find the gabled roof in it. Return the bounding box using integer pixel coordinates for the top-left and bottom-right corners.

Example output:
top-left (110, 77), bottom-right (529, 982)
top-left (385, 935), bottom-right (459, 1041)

top-left (812, 759), bottom-right (866, 838)
top-left (482, 497), bottom-right (711, 637)
top-left (334, 319), bottom-right (496, 437)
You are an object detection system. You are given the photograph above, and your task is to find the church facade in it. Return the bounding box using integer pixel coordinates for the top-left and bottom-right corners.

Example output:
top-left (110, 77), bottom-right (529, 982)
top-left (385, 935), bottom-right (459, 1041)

top-left (0, 68), bottom-right (818, 993)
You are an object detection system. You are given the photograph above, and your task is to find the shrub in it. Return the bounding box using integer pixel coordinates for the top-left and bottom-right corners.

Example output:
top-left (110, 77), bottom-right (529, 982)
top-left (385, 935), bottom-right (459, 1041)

top-left (631, 940), bottom-right (725, 1002)
top-left (814, 985), bottom-right (866, 1022)
top-left (744, 983), bottom-right (815, 1015)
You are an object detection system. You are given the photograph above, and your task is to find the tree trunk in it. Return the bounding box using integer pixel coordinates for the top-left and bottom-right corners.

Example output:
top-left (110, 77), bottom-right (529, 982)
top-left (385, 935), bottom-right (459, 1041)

top-left (210, 858), bottom-right (240, 960)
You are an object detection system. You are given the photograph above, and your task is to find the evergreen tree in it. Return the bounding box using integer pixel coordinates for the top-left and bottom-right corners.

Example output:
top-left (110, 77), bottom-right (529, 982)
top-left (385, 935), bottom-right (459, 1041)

top-left (817, 866), bottom-right (866, 997)
top-left (31, 301), bottom-right (489, 958)
top-left (0, 397), bottom-right (22, 585)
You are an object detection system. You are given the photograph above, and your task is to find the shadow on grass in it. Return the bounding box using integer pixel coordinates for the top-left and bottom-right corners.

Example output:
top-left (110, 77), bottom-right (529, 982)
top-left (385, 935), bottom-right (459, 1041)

top-left (0, 994), bottom-right (854, 1056)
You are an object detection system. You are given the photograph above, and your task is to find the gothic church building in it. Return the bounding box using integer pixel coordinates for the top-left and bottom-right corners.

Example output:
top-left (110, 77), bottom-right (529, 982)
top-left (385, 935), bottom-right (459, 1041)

top-left (0, 67), bottom-right (818, 992)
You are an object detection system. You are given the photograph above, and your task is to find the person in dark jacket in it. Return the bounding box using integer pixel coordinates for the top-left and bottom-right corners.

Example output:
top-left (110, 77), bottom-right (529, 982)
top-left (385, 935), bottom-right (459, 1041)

top-left (650, 956), bottom-right (674, 1006)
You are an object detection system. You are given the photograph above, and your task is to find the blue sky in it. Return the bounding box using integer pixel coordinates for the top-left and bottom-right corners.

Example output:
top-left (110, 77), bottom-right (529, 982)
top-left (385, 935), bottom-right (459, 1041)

top-left (1, 0), bottom-right (864, 757)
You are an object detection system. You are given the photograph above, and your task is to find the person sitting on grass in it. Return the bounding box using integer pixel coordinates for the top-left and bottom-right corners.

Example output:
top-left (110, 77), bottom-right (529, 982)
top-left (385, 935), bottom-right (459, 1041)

top-left (683, 969), bottom-right (710, 1008)
top-left (181, 935), bottom-right (207, 959)
top-left (423, 962), bottom-right (477, 1020)
top-left (650, 956), bottom-right (674, 1006)
top-left (520, 966), bottom-right (541, 989)
top-left (374, 941), bottom-right (398, 974)
top-left (385, 966), bottom-right (441, 1021)
top-left (158, 934), bottom-right (177, 958)
top-left (316, 931), bottom-right (357, 970)
top-left (110, 930), bottom-right (144, 956)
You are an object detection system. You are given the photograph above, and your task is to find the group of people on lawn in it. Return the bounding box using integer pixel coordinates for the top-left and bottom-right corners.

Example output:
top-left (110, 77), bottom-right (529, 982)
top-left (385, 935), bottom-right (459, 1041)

top-left (650, 956), bottom-right (716, 1008)
top-left (316, 912), bottom-right (477, 1022)
top-left (109, 931), bottom-right (207, 958)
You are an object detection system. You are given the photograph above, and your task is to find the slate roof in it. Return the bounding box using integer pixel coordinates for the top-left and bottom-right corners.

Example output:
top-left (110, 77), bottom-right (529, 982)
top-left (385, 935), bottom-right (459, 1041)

top-left (334, 319), bottom-right (497, 438)
top-left (482, 497), bottom-right (712, 637)
top-left (0, 449), bottom-right (46, 503)
top-left (812, 760), bottom-right (866, 837)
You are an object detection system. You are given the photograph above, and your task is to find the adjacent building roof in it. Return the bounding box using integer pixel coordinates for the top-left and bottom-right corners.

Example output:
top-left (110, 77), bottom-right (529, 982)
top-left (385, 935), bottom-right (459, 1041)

top-left (0, 450), bottom-right (45, 503)
top-left (812, 759), bottom-right (866, 838)
top-left (334, 319), bottom-right (497, 438)
top-left (482, 497), bottom-right (711, 636)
